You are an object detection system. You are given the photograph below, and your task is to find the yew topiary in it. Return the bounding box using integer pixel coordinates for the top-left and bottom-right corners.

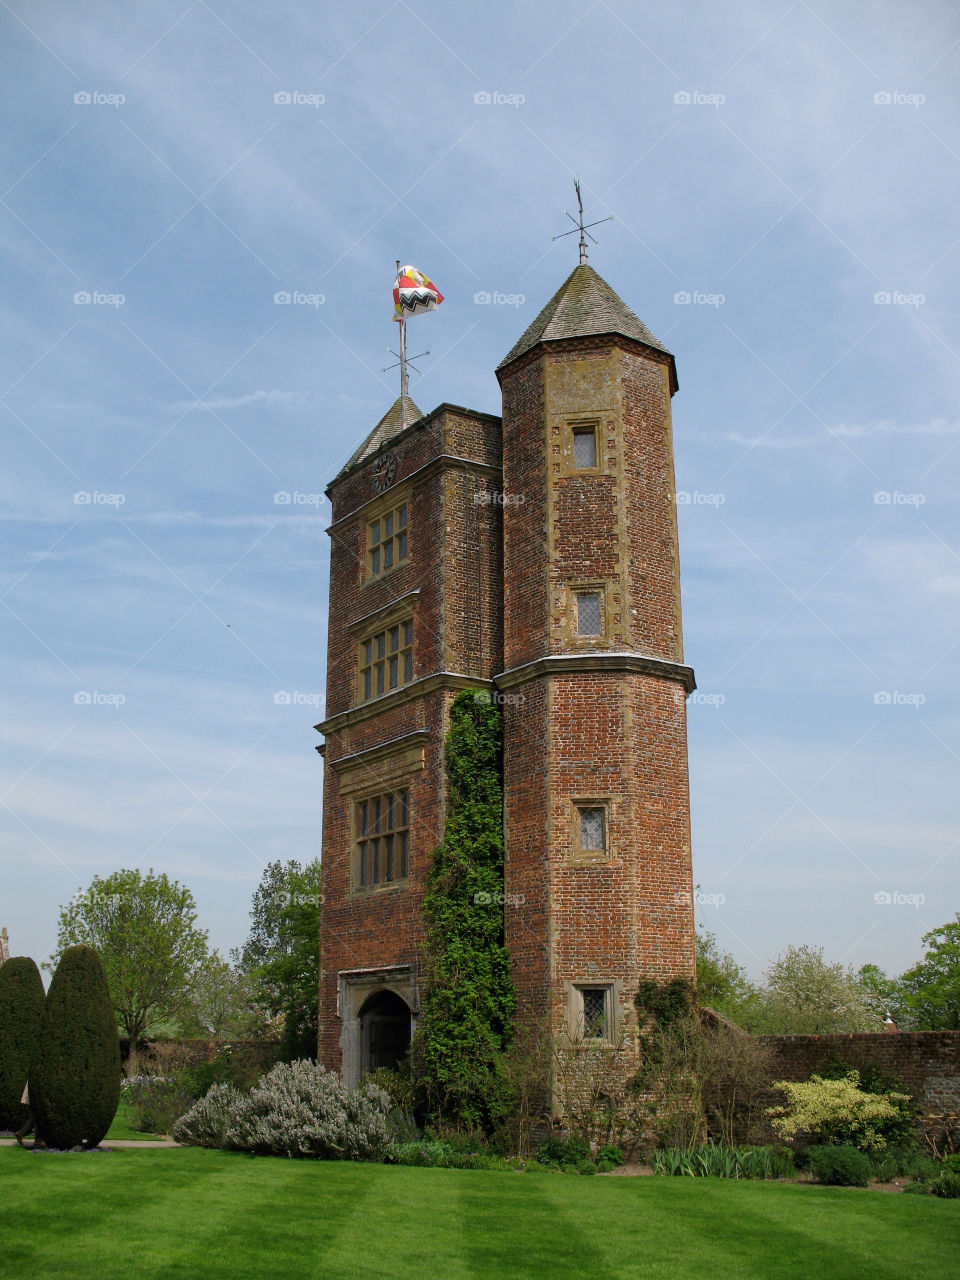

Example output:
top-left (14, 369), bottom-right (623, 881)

top-left (0, 956), bottom-right (45, 1131)
top-left (32, 945), bottom-right (120, 1148)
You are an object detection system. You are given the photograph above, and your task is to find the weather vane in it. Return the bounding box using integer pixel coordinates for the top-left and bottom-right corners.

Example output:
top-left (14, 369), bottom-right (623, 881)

top-left (388, 262), bottom-right (444, 430)
top-left (552, 178), bottom-right (613, 264)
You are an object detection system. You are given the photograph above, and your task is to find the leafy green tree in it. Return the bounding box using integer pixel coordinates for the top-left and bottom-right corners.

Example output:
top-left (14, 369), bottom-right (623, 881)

top-left (33, 945), bottom-right (120, 1148)
top-left (856, 962), bottom-right (900, 1022)
top-left (748, 945), bottom-right (881, 1034)
top-left (695, 929), bottom-right (757, 1019)
top-left (238, 859), bottom-right (322, 1058)
top-left (897, 915), bottom-right (960, 1030)
top-left (412, 691), bottom-right (517, 1127)
top-left (0, 956), bottom-right (45, 1131)
top-left (180, 950), bottom-right (264, 1039)
top-left (49, 869), bottom-right (209, 1044)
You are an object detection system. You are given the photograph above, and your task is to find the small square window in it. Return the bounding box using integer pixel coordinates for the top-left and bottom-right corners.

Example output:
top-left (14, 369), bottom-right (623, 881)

top-left (578, 806), bottom-right (605, 852)
top-left (576, 591), bottom-right (603, 636)
top-left (573, 428), bottom-right (597, 469)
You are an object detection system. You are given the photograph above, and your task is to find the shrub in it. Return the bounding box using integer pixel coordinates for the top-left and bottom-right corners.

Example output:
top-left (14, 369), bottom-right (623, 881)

top-left (768, 1071), bottom-right (911, 1151)
top-left (534, 1135), bottom-right (592, 1168)
top-left (32, 945), bottom-right (120, 1149)
top-left (0, 956), bottom-right (45, 1131)
top-left (172, 1083), bottom-right (243, 1148)
top-left (806, 1144), bottom-right (873, 1187)
top-left (869, 1145), bottom-right (937, 1182)
top-left (941, 1152), bottom-right (960, 1174)
top-left (596, 1143), bottom-right (625, 1167)
top-left (121, 1074), bottom-right (193, 1134)
top-left (225, 1059), bottom-right (394, 1160)
top-left (387, 1140), bottom-right (509, 1170)
top-left (928, 1169), bottom-right (960, 1198)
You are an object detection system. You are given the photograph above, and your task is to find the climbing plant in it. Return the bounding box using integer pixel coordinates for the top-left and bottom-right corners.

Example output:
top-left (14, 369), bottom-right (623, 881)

top-left (412, 690), bottom-right (517, 1128)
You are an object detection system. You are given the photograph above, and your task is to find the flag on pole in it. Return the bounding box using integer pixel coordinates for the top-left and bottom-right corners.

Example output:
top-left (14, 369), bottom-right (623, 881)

top-left (392, 265), bottom-right (444, 321)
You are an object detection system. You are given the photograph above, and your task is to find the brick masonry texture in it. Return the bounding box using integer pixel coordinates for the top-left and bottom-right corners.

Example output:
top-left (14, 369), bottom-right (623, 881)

top-left (754, 1031), bottom-right (960, 1141)
top-left (318, 276), bottom-right (697, 1080)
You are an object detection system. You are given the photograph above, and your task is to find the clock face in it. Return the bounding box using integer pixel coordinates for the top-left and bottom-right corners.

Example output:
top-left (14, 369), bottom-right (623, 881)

top-left (373, 452), bottom-right (398, 493)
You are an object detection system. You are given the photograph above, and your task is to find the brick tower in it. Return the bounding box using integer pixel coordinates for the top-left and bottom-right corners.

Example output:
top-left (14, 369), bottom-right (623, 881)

top-left (316, 262), bottom-right (695, 1083)
top-left (495, 263), bottom-right (696, 1049)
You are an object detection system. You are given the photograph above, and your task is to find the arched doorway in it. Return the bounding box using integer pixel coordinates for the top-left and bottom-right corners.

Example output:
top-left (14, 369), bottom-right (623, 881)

top-left (359, 989), bottom-right (411, 1074)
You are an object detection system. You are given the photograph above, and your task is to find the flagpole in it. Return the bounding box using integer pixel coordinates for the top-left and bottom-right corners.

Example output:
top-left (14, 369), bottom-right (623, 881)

top-left (396, 260), bottom-right (408, 431)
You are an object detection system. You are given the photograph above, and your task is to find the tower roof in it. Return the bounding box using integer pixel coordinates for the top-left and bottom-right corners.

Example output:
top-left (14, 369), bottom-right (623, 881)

top-left (333, 395), bottom-right (423, 483)
top-left (496, 263), bottom-right (676, 388)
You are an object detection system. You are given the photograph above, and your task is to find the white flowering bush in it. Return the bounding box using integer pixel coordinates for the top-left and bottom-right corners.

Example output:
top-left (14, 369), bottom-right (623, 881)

top-left (172, 1083), bottom-right (243, 1149)
top-left (225, 1059), bottom-right (395, 1160)
top-left (767, 1071), bottom-right (911, 1151)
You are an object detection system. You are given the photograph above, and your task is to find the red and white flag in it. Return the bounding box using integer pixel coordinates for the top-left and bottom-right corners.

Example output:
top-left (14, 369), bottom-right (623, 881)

top-left (392, 265), bottom-right (444, 322)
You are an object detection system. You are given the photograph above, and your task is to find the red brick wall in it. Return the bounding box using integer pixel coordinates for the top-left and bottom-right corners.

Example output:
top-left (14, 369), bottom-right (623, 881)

top-left (498, 335), bottom-right (695, 1049)
top-left (755, 1031), bottom-right (960, 1142)
top-left (318, 404), bottom-right (502, 1072)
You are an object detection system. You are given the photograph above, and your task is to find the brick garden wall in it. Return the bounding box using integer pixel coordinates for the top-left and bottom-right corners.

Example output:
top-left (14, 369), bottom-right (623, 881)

top-left (755, 1030), bottom-right (960, 1144)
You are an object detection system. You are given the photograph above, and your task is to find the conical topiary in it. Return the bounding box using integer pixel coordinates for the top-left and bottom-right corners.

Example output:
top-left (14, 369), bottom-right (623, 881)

top-left (0, 956), bottom-right (45, 1131)
top-left (32, 945), bottom-right (120, 1148)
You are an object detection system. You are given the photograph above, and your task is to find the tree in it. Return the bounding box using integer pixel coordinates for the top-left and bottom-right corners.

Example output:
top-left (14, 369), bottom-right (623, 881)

top-left (411, 690), bottom-right (517, 1127)
top-left (0, 956), bottom-right (45, 1131)
top-left (32, 945), bottom-right (120, 1148)
top-left (238, 859), bottom-right (322, 1058)
top-left (746, 945), bottom-right (881, 1034)
top-left (49, 869), bottom-right (209, 1044)
top-left (180, 950), bottom-right (264, 1040)
top-left (695, 929), bottom-right (756, 1019)
top-left (897, 915), bottom-right (960, 1030)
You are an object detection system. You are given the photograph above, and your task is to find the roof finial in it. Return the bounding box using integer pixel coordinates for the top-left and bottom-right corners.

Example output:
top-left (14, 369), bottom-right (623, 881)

top-left (552, 177), bottom-right (613, 265)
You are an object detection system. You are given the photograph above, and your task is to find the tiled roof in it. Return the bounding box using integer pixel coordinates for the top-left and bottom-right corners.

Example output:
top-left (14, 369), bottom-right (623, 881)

top-left (334, 395), bottom-right (423, 482)
top-left (497, 263), bottom-right (673, 375)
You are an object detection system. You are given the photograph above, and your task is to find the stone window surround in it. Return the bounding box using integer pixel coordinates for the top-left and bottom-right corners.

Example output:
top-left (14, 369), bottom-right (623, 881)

top-left (568, 796), bottom-right (613, 864)
top-left (564, 979), bottom-right (622, 1044)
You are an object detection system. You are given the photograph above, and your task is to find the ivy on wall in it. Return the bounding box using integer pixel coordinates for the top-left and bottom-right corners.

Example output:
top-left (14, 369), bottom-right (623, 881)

top-left (412, 690), bottom-right (517, 1128)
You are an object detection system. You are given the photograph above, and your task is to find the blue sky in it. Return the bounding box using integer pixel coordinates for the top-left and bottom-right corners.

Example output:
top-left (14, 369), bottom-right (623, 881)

top-left (2, 0), bottom-right (958, 982)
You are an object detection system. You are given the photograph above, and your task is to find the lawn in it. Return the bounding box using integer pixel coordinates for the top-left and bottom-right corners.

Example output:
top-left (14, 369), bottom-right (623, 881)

top-left (1, 1148), bottom-right (957, 1280)
top-left (103, 1099), bottom-right (167, 1142)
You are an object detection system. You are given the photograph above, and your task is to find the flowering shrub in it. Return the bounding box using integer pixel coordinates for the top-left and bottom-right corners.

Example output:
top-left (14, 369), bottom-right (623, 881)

top-left (172, 1083), bottom-right (243, 1148)
top-left (225, 1059), bottom-right (395, 1160)
top-left (767, 1071), bottom-right (911, 1151)
top-left (121, 1074), bottom-right (193, 1135)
